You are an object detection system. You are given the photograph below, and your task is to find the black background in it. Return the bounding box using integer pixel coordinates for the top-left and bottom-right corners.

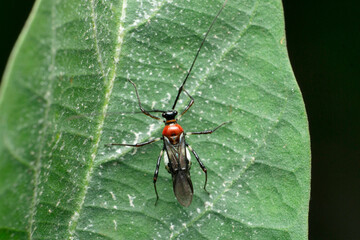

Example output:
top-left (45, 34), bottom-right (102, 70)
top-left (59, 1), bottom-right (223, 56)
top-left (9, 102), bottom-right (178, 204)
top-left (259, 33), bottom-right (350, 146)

top-left (1, 1), bottom-right (359, 239)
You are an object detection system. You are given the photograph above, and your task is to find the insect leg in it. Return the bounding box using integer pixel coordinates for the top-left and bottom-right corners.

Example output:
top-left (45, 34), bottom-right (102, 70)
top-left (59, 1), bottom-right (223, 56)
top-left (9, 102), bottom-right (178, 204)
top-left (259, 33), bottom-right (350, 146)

top-left (105, 137), bottom-right (162, 147)
top-left (186, 121), bottom-right (231, 135)
top-left (153, 148), bottom-right (165, 205)
top-left (177, 88), bottom-right (194, 120)
top-left (186, 144), bottom-right (208, 192)
top-left (127, 79), bottom-right (162, 121)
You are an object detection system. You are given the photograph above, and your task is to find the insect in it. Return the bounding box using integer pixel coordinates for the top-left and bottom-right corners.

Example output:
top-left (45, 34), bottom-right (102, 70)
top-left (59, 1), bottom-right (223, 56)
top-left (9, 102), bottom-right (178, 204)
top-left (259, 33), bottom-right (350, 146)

top-left (107, 0), bottom-right (230, 207)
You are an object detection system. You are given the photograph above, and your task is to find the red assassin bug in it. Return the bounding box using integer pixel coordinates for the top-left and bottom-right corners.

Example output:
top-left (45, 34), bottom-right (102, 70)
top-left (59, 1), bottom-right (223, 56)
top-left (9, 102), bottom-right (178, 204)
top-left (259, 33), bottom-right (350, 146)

top-left (107, 0), bottom-right (230, 207)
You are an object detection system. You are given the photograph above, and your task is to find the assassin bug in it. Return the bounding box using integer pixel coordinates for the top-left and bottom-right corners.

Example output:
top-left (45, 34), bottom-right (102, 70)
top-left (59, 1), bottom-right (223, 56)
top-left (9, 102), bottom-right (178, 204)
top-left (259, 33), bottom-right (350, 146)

top-left (107, 0), bottom-right (230, 207)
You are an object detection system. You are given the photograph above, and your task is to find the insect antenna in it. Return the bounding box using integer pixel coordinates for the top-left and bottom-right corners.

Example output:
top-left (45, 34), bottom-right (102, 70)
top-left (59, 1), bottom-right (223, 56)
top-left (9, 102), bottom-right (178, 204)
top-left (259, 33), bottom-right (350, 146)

top-left (172, 0), bottom-right (228, 110)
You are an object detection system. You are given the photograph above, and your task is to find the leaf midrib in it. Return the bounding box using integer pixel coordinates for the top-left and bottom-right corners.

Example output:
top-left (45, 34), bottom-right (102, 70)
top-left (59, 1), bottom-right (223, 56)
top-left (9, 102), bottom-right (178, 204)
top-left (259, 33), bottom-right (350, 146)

top-left (66, 0), bottom-right (128, 238)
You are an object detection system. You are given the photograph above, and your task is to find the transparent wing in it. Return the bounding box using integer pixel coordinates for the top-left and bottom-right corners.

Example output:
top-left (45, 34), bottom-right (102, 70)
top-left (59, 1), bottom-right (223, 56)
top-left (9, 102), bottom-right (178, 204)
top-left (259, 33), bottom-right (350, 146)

top-left (163, 133), bottom-right (187, 171)
top-left (163, 133), bottom-right (193, 207)
top-left (173, 170), bottom-right (193, 207)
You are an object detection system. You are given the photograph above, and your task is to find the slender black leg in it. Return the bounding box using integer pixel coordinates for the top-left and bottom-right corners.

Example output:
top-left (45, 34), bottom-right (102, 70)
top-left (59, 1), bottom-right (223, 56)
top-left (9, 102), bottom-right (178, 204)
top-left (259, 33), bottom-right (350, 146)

top-left (153, 148), bottom-right (164, 205)
top-left (127, 79), bottom-right (162, 121)
top-left (187, 121), bottom-right (231, 135)
top-left (186, 144), bottom-right (208, 192)
top-left (178, 88), bottom-right (194, 120)
top-left (105, 137), bottom-right (162, 147)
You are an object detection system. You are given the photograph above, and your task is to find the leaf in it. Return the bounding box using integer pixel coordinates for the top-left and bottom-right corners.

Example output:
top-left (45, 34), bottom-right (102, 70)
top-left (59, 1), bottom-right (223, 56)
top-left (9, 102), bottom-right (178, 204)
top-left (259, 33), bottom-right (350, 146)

top-left (0, 0), bottom-right (310, 239)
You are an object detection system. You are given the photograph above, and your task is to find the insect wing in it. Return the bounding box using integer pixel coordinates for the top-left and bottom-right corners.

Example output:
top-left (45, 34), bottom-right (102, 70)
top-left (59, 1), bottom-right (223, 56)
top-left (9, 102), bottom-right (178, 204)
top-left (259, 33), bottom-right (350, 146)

top-left (163, 133), bottom-right (187, 171)
top-left (164, 133), bottom-right (193, 206)
top-left (173, 169), bottom-right (193, 207)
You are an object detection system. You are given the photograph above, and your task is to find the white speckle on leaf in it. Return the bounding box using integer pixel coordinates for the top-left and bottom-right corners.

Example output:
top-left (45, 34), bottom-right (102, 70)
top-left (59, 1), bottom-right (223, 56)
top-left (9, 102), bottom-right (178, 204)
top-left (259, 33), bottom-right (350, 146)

top-left (115, 148), bottom-right (123, 154)
top-left (113, 220), bottom-right (117, 230)
top-left (205, 201), bottom-right (213, 209)
top-left (110, 191), bottom-right (116, 200)
top-left (147, 123), bottom-right (156, 136)
top-left (151, 101), bottom-right (157, 109)
top-left (128, 194), bottom-right (136, 207)
top-left (170, 222), bottom-right (175, 230)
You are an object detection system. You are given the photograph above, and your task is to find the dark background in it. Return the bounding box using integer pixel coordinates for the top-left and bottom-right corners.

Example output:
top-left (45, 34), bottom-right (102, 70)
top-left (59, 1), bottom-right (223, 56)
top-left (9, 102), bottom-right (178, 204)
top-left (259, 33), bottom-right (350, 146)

top-left (1, 1), bottom-right (359, 239)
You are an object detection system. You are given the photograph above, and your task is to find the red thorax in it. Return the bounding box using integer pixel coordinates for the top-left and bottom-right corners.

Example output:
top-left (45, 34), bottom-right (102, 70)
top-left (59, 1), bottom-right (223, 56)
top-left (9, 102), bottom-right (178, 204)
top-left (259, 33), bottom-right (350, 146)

top-left (162, 123), bottom-right (184, 144)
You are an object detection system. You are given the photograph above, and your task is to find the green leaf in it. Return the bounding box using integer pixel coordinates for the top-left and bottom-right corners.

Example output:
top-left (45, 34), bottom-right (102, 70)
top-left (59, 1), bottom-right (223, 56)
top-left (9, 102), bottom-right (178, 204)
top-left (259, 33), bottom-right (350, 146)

top-left (0, 0), bottom-right (310, 239)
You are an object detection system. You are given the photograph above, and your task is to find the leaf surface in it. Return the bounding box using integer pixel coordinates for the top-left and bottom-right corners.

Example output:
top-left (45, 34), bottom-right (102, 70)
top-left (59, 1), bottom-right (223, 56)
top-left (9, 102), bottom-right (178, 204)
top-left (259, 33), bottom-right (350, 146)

top-left (0, 0), bottom-right (310, 239)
